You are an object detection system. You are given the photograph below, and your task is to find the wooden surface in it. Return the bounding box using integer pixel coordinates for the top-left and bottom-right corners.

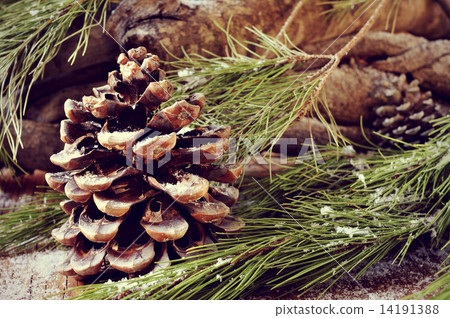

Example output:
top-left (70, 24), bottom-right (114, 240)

top-left (0, 250), bottom-right (81, 299)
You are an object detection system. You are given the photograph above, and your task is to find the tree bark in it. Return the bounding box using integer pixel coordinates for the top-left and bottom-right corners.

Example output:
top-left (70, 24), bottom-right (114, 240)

top-left (107, 0), bottom-right (450, 61)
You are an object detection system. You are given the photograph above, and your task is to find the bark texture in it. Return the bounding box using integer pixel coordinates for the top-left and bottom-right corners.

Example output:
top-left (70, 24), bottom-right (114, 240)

top-left (9, 121), bottom-right (64, 173)
top-left (107, 0), bottom-right (450, 61)
top-left (285, 32), bottom-right (450, 147)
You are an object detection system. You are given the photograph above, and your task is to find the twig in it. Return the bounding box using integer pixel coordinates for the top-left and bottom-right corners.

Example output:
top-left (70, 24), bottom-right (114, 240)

top-left (310, 0), bottom-right (389, 104)
top-left (262, 0), bottom-right (305, 58)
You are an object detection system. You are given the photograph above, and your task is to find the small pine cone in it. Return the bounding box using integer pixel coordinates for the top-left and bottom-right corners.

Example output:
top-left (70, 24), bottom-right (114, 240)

top-left (372, 76), bottom-right (449, 147)
top-left (46, 47), bottom-right (244, 281)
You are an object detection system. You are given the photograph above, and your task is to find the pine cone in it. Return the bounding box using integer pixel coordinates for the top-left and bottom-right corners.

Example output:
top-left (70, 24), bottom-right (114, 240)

top-left (46, 47), bottom-right (244, 281)
top-left (372, 75), bottom-right (449, 147)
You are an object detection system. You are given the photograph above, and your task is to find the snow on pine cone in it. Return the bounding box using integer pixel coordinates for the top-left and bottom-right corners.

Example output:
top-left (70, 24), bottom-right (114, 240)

top-left (45, 47), bottom-right (244, 281)
top-left (372, 76), bottom-right (449, 147)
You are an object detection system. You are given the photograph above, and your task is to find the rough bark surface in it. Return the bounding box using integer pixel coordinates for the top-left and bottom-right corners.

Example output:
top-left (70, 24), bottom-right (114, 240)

top-left (286, 32), bottom-right (450, 146)
top-left (322, 62), bottom-right (404, 126)
top-left (9, 121), bottom-right (64, 173)
top-left (107, 0), bottom-right (450, 61)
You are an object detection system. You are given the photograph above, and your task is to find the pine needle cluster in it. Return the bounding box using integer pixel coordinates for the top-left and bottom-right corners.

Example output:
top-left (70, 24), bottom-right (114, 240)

top-left (0, 0), bottom-right (110, 170)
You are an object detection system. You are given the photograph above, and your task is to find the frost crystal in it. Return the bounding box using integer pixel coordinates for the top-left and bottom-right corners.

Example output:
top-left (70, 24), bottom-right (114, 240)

top-left (341, 145), bottom-right (356, 155)
top-left (180, 0), bottom-right (214, 9)
top-left (214, 257), bottom-right (232, 268)
top-left (177, 68), bottom-right (195, 77)
top-left (355, 172), bottom-right (367, 188)
top-left (320, 206), bottom-right (335, 216)
top-left (350, 158), bottom-right (369, 170)
top-left (335, 226), bottom-right (372, 238)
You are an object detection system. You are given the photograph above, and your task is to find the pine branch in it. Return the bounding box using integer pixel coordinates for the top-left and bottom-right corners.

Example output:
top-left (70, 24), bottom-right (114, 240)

top-left (60, 115), bottom-right (449, 299)
top-left (0, 190), bottom-right (68, 254)
top-left (0, 25), bottom-right (446, 299)
top-left (0, 4), bottom-right (446, 299)
top-left (7, 117), bottom-right (444, 299)
top-left (165, 0), bottom-right (391, 162)
top-left (0, 0), bottom-right (110, 170)
top-left (165, 26), bottom-right (341, 162)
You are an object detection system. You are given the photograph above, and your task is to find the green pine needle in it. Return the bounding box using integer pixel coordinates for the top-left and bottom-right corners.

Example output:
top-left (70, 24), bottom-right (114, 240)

top-left (0, 0), bottom-right (110, 170)
top-left (4, 117), bottom-right (448, 299)
top-left (0, 190), bottom-right (68, 254)
top-left (319, 0), bottom-right (402, 31)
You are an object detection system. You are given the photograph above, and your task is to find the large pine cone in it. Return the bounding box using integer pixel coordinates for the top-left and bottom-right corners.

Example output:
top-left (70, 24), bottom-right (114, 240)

top-left (46, 47), bottom-right (244, 281)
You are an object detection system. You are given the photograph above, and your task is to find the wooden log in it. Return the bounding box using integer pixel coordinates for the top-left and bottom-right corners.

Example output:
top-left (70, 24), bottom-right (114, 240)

top-left (107, 0), bottom-right (450, 61)
top-left (7, 120), bottom-right (64, 173)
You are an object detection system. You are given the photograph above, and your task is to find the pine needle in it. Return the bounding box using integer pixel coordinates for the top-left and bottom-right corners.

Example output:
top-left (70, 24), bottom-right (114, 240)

top-left (0, 190), bottom-right (68, 254)
top-left (5, 120), bottom-right (446, 299)
top-left (319, 0), bottom-right (402, 23)
top-left (0, 0), bottom-right (110, 170)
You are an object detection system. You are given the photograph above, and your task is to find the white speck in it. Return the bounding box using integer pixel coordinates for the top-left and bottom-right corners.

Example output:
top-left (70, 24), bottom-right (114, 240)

top-left (180, 0), bottom-right (214, 9)
top-left (350, 158), bottom-right (369, 171)
top-left (177, 126), bottom-right (194, 135)
top-left (214, 257), bottom-right (232, 268)
top-left (355, 172), bottom-right (367, 188)
top-left (30, 10), bottom-right (39, 16)
top-left (341, 145), bottom-right (356, 155)
top-left (335, 226), bottom-right (372, 238)
top-left (163, 174), bottom-right (205, 197)
top-left (181, 76), bottom-right (208, 91)
top-left (320, 206), bottom-right (334, 215)
top-left (177, 68), bottom-right (195, 77)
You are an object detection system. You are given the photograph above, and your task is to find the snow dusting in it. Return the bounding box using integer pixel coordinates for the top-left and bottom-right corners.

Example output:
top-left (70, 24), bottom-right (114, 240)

top-left (177, 68), bottom-right (196, 77)
top-left (341, 145), bottom-right (356, 156)
top-left (214, 257), bottom-right (232, 268)
top-left (335, 226), bottom-right (372, 238)
top-left (355, 172), bottom-right (367, 188)
top-left (180, 0), bottom-right (215, 9)
top-left (350, 158), bottom-right (369, 170)
top-left (163, 174), bottom-right (205, 197)
top-left (0, 249), bottom-right (66, 299)
top-left (320, 206), bottom-right (335, 216)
